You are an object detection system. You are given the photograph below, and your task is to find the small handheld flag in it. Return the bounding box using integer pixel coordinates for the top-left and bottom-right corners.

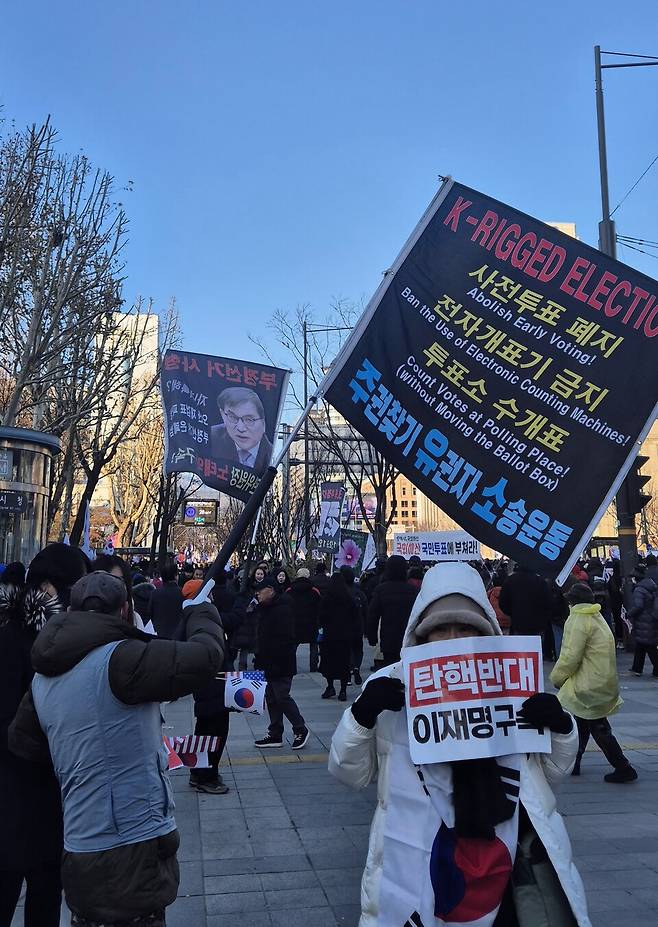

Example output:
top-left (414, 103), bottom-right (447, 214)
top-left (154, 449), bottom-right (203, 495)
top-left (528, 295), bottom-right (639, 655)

top-left (224, 671), bottom-right (266, 715)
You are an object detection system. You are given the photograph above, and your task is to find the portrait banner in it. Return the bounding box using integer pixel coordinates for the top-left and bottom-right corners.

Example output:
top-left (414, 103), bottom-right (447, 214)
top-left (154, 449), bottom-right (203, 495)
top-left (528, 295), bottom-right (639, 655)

top-left (321, 180), bottom-right (658, 582)
top-left (315, 483), bottom-right (346, 553)
top-left (402, 636), bottom-right (549, 764)
top-left (161, 350), bottom-right (290, 502)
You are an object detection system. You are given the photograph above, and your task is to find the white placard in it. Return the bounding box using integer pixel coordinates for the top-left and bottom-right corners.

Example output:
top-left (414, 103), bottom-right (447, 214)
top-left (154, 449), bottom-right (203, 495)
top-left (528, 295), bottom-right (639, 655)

top-left (402, 635), bottom-right (550, 764)
top-left (393, 530), bottom-right (480, 561)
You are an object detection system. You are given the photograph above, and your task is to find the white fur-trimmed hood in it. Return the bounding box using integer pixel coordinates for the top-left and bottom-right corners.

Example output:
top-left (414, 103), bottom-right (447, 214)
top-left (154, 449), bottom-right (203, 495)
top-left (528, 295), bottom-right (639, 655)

top-left (402, 561), bottom-right (502, 647)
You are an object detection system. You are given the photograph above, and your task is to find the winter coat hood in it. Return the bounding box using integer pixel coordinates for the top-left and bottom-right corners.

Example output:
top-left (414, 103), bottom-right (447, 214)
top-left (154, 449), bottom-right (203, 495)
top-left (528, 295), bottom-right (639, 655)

top-left (31, 609), bottom-right (151, 678)
top-left (0, 583), bottom-right (62, 634)
top-left (402, 562), bottom-right (501, 648)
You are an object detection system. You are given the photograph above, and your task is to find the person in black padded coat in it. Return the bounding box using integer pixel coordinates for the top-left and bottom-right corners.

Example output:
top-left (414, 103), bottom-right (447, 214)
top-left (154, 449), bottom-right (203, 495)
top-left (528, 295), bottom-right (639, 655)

top-left (0, 543), bottom-right (89, 927)
top-left (366, 555), bottom-right (419, 665)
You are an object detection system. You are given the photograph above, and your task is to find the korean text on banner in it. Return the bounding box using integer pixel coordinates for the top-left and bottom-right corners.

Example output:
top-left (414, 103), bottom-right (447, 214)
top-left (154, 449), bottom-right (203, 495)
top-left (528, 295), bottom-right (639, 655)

top-left (322, 181), bottom-right (658, 582)
top-left (315, 483), bottom-right (346, 553)
top-left (161, 350), bottom-right (290, 502)
top-left (393, 530), bottom-right (480, 561)
top-left (402, 636), bottom-right (550, 764)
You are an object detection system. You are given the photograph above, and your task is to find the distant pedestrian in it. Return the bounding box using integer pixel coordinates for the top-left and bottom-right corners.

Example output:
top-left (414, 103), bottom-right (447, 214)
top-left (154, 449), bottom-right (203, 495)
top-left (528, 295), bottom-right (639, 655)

top-left (275, 568), bottom-right (290, 594)
top-left (487, 568), bottom-right (511, 633)
top-left (288, 568), bottom-right (321, 672)
top-left (498, 563), bottom-right (552, 637)
top-left (230, 565), bottom-right (262, 669)
top-left (312, 561), bottom-right (330, 595)
top-left (366, 555), bottom-right (419, 665)
top-left (407, 565), bottom-right (424, 591)
top-left (0, 561), bottom-right (26, 587)
top-left (186, 575), bottom-right (247, 795)
top-left (608, 559), bottom-right (624, 643)
top-left (341, 566), bottom-right (367, 685)
top-left (150, 557), bottom-right (183, 638)
top-left (551, 582), bottom-right (637, 783)
top-left (132, 573), bottom-right (156, 632)
top-left (319, 572), bottom-right (359, 701)
top-left (548, 578), bottom-right (569, 657)
top-left (253, 579), bottom-right (309, 750)
top-left (646, 553), bottom-right (658, 585)
top-left (628, 569), bottom-right (658, 676)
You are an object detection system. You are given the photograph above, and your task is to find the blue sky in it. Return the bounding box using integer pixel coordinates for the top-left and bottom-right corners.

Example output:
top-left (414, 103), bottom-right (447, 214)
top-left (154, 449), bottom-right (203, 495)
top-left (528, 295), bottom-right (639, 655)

top-left (2, 1), bottom-right (657, 365)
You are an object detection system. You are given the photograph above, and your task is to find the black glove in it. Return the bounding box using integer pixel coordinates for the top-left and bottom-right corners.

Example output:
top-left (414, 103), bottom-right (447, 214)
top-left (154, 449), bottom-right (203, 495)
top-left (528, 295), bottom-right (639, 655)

top-left (517, 693), bottom-right (572, 734)
top-left (351, 677), bottom-right (405, 729)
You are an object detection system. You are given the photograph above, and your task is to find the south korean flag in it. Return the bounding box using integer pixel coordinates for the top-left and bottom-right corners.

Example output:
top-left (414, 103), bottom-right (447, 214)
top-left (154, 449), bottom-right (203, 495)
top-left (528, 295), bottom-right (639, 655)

top-left (224, 671), bottom-right (267, 715)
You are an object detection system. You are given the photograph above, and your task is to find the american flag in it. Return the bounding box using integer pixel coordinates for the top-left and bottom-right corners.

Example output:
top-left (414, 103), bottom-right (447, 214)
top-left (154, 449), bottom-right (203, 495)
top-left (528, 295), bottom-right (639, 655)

top-left (235, 670), bottom-right (266, 683)
top-left (163, 735), bottom-right (220, 770)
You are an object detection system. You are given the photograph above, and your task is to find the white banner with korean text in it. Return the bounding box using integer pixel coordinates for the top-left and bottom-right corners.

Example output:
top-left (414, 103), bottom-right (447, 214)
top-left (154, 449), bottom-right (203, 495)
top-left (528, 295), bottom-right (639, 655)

top-left (402, 636), bottom-right (550, 764)
top-left (393, 530), bottom-right (480, 561)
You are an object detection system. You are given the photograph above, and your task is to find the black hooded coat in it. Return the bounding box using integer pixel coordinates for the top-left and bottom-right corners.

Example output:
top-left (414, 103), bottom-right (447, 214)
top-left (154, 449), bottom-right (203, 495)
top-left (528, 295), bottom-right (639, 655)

top-left (0, 585), bottom-right (63, 872)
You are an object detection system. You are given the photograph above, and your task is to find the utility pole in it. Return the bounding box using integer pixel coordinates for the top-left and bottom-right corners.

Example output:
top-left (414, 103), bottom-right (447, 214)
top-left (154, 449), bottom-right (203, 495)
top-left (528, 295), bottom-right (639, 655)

top-left (594, 45), bottom-right (658, 582)
top-left (303, 321), bottom-right (311, 557)
top-left (281, 423), bottom-right (291, 563)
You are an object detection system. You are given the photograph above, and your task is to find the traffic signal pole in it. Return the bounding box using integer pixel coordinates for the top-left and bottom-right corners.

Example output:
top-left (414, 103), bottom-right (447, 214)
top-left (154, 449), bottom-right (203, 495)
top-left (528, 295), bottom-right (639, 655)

top-left (594, 45), bottom-right (637, 582)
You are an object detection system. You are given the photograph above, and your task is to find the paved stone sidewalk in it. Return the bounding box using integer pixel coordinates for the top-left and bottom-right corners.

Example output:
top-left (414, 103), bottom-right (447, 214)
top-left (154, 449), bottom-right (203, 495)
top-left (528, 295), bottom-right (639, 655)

top-left (13, 646), bottom-right (658, 926)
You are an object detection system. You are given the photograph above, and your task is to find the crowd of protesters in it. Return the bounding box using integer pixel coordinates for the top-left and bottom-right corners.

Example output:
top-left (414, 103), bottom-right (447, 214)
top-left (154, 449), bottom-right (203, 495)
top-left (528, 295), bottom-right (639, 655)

top-left (1, 542), bottom-right (654, 925)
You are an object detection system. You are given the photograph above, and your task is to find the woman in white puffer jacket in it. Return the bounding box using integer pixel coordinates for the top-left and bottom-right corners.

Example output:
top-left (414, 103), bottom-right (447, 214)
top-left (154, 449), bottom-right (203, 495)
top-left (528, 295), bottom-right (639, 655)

top-left (329, 562), bottom-right (591, 927)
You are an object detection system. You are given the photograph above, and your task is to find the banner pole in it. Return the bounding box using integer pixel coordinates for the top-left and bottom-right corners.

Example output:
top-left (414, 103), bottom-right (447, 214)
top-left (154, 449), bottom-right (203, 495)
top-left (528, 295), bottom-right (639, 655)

top-left (239, 505), bottom-right (265, 592)
top-left (200, 398), bottom-right (317, 591)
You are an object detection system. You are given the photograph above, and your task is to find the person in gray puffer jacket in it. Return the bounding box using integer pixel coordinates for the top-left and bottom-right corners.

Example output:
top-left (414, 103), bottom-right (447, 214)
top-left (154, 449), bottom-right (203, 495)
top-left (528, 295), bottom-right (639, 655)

top-left (9, 571), bottom-right (224, 927)
top-left (629, 570), bottom-right (658, 676)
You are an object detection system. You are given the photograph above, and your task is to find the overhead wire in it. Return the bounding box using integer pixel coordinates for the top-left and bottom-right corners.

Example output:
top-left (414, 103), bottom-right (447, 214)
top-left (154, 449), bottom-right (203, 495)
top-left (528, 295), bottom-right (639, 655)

top-left (610, 152), bottom-right (658, 217)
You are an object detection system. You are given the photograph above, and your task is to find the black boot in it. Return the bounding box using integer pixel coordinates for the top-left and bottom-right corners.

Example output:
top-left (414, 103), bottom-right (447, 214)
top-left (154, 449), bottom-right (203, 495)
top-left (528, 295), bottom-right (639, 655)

top-left (338, 685), bottom-right (347, 701)
top-left (353, 669), bottom-right (363, 686)
top-left (322, 685), bottom-right (336, 699)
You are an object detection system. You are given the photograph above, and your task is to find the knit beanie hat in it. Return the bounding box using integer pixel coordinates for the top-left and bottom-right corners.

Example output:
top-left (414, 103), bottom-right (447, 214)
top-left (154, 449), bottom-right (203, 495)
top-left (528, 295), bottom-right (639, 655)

top-left (296, 568), bottom-right (310, 579)
top-left (566, 582), bottom-right (595, 605)
top-left (414, 593), bottom-right (496, 640)
top-left (182, 579), bottom-right (204, 601)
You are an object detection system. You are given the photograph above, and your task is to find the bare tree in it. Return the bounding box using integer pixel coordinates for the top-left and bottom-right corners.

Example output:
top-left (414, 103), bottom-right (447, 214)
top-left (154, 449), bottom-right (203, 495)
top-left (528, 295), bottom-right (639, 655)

top-left (0, 118), bottom-right (128, 427)
top-left (68, 299), bottom-right (179, 544)
top-left (109, 409), bottom-right (163, 548)
top-left (251, 304), bottom-right (398, 556)
top-left (150, 473), bottom-right (202, 569)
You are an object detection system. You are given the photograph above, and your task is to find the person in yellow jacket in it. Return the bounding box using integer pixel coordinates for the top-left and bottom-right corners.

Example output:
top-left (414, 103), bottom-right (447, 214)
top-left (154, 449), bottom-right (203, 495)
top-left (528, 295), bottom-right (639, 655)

top-left (550, 582), bottom-right (637, 783)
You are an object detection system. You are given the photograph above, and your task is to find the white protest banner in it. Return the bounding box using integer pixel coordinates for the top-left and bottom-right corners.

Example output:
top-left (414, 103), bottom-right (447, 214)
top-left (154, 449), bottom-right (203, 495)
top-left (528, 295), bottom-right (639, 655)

top-left (224, 671), bottom-right (267, 715)
top-left (394, 530), bottom-right (481, 561)
top-left (315, 482), bottom-right (346, 553)
top-left (402, 635), bottom-right (549, 764)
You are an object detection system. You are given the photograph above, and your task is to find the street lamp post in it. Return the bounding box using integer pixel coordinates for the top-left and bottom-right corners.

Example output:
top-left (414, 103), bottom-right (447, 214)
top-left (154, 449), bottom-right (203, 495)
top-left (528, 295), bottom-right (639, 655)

top-left (594, 45), bottom-right (658, 581)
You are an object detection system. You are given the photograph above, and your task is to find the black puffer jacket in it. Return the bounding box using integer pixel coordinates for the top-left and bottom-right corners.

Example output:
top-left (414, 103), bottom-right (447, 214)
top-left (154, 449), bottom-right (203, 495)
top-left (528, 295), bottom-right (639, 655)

top-left (367, 580), bottom-right (419, 655)
top-left (9, 602), bottom-right (223, 921)
top-left (0, 585), bottom-right (63, 872)
top-left (150, 581), bottom-right (183, 639)
top-left (254, 593), bottom-right (297, 680)
top-left (629, 576), bottom-right (658, 646)
top-left (319, 590), bottom-right (359, 643)
top-left (288, 577), bottom-right (321, 644)
top-left (498, 568), bottom-right (552, 635)
top-left (193, 589), bottom-right (248, 717)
